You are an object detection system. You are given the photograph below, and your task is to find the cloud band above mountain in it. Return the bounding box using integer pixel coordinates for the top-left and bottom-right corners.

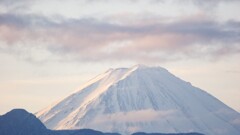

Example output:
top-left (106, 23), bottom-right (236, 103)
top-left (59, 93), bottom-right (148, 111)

top-left (0, 13), bottom-right (239, 63)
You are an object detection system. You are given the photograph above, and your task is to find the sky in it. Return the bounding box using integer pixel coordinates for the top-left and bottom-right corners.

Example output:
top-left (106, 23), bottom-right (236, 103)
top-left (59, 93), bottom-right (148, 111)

top-left (0, 0), bottom-right (240, 115)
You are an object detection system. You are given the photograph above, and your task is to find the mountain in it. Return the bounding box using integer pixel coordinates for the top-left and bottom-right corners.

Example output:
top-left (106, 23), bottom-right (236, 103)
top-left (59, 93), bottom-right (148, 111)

top-left (36, 65), bottom-right (240, 135)
top-left (0, 109), bottom-right (202, 135)
top-left (0, 109), bottom-right (119, 135)
top-left (0, 109), bottom-right (49, 135)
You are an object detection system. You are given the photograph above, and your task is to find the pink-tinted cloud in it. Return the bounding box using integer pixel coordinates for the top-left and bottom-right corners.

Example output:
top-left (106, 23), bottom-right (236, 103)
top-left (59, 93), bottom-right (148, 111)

top-left (0, 13), bottom-right (240, 63)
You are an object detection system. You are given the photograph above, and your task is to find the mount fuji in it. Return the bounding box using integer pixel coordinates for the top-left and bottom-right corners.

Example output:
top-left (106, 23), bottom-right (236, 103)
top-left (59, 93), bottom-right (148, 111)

top-left (36, 65), bottom-right (240, 135)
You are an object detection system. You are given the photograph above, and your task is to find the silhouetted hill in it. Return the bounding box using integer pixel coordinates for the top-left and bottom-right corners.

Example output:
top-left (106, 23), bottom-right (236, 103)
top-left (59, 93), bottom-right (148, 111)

top-left (132, 132), bottom-right (204, 135)
top-left (0, 109), bottom-right (204, 135)
top-left (0, 109), bottom-right (48, 135)
top-left (51, 129), bottom-right (120, 135)
top-left (0, 109), bottom-right (121, 135)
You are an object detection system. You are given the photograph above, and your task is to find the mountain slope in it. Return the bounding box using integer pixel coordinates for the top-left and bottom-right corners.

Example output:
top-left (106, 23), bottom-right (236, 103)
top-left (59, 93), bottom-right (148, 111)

top-left (0, 109), bottom-right (202, 135)
top-left (36, 65), bottom-right (240, 135)
top-left (0, 109), bottom-right (120, 135)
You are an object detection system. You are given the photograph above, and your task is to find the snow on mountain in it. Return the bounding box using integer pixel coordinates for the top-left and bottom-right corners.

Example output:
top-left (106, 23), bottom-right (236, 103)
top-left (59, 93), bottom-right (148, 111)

top-left (36, 65), bottom-right (240, 135)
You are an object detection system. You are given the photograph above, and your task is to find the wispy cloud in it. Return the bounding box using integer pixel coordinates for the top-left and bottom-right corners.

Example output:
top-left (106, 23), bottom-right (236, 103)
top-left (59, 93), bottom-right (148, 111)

top-left (93, 109), bottom-right (176, 123)
top-left (0, 12), bottom-right (240, 63)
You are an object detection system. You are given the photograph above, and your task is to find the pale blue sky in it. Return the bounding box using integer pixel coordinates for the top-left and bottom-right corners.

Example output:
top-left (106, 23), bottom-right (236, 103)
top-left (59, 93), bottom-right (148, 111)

top-left (0, 0), bottom-right (240, 114)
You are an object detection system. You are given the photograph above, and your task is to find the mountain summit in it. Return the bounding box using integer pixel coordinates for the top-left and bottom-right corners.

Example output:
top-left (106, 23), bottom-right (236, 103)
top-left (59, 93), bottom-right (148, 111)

top-left (36, 65), bottom-right (240, 135)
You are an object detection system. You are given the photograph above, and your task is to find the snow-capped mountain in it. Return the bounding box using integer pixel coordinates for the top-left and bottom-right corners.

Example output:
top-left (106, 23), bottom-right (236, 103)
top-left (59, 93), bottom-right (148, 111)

top-left (36, 65), bottom-right (240, 135)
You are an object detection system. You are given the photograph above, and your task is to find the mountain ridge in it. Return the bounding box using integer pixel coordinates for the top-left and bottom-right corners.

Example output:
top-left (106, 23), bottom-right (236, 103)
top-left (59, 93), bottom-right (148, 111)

top-left (36, 65), bottom-right (240, 135)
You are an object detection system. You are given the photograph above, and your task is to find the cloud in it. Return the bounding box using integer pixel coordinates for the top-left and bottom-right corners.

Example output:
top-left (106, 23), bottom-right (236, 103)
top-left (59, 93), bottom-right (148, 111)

top-left (0, 13), bottom-right (240, 63)
top-left (0, 0), bottom-right (34, 13)
top-left (93, 109), bottom-right (176, 123)
top-left (191, 0), bottom-right (239, 6)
